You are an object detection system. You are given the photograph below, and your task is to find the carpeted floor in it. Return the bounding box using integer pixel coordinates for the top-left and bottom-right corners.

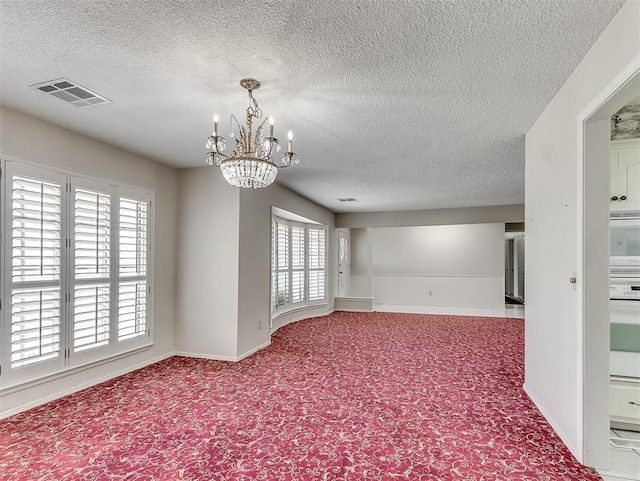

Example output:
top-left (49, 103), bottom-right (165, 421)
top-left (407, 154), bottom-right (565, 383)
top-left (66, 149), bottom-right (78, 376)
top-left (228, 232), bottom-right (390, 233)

top-left (0, 311), bottom-right (601, 480)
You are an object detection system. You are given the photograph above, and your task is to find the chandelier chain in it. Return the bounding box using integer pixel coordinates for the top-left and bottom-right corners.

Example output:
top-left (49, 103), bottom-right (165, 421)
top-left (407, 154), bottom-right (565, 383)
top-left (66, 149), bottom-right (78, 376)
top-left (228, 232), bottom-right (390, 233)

top-left (246, 89), bottom-right (262, 119)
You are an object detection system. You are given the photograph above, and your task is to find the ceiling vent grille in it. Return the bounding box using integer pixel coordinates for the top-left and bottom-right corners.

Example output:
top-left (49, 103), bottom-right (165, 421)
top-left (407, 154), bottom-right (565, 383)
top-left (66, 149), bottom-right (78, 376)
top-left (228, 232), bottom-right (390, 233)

top-left (30, 78), bottom-right (111, 108)
top-left (337, 198), bottom-right (358, 202)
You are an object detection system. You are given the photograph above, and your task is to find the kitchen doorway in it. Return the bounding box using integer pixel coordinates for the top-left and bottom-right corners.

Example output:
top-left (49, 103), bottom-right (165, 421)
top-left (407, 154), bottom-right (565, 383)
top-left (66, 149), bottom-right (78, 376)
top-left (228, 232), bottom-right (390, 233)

top-left (581, 63), bottom-right (639, 468)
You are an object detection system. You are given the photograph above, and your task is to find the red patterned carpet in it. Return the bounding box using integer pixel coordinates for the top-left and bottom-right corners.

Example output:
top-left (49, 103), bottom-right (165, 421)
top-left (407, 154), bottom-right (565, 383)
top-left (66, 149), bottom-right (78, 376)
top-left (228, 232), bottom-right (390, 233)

top-left (1, 312), bottom-right (601, 480)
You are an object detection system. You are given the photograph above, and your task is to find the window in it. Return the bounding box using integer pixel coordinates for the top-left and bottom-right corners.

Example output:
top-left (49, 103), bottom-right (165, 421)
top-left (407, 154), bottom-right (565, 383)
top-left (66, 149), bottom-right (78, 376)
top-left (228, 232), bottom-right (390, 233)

top-left (271, 215), bottom-right (327, 317)
top-left (2, 160), bottom-right (153, 385)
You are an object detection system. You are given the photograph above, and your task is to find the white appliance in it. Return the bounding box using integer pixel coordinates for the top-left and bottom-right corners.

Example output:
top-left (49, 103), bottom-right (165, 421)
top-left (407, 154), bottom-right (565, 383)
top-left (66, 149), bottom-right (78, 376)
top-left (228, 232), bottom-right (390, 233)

top-left (610, 210), bottom-right (640, 273)
top-left (609, 210), bottom-right (640, 429)
top-left (609, 278), bottom-right (640, 379)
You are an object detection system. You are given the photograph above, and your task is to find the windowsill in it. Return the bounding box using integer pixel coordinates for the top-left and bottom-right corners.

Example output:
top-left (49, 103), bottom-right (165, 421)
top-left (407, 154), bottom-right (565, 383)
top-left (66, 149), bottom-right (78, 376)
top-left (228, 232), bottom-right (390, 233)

top-left (0, 343), bottom-right (153, 396)
top-left (271, 301), bottom-right (329, 322)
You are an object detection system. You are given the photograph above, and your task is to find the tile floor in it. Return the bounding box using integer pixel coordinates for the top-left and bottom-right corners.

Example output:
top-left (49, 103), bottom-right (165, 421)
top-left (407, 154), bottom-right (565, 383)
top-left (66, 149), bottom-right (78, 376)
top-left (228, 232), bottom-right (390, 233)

top-left (598, 429), bottom-right (640, 481)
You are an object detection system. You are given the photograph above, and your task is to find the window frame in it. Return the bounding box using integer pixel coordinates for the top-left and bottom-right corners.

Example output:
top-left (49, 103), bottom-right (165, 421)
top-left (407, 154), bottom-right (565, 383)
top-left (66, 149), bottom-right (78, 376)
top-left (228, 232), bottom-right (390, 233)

top-left (270, 215), bottom-right (328, 321)
top-left (0, 156), bottom-right (154, 388)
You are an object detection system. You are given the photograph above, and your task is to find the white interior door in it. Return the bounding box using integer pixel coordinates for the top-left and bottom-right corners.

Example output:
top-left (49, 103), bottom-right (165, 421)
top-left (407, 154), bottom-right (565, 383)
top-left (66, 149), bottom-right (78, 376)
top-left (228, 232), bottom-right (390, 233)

top-left (338, 229), bottom-right (350, 297)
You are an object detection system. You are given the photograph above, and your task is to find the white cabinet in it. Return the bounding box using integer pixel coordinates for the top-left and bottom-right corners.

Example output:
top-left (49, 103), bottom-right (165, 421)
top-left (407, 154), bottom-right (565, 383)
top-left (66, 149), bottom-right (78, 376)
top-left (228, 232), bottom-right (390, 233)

top-left (610, 139), bottom-right (640, 211)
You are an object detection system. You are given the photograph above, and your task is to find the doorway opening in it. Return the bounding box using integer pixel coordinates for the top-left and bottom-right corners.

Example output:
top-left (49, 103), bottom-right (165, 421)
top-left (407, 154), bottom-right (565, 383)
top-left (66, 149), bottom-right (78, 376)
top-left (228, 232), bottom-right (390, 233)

top-left (505, 223), bottom-right (525, 306)
top-left (582, 64), bottom-right (639, 471)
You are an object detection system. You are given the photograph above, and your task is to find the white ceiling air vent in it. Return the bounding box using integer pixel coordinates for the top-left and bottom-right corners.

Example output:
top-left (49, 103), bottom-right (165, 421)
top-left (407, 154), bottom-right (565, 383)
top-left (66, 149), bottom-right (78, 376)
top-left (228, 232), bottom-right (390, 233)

top-left (30, 78), bottom-right (111, 107)
top-left (337, 198), bottom-right (358, 202)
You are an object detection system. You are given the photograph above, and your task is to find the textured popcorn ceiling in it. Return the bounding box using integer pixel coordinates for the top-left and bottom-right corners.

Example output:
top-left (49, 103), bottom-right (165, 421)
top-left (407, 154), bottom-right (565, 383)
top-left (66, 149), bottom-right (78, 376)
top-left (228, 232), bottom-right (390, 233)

top-left (0, 0), bottom-right (625, 212)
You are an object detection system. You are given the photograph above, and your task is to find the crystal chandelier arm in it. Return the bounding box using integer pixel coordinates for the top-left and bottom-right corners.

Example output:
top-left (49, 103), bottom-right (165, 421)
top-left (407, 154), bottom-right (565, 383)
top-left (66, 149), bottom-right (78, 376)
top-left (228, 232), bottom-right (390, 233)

top-left (229, 115), bottom-right (243, 156)
top-left (255, 117), bottom-right (273, 156)
top-left (239, 125), bottom-right (248, 154)
top-left (230, 115), bottom-right (242, 138)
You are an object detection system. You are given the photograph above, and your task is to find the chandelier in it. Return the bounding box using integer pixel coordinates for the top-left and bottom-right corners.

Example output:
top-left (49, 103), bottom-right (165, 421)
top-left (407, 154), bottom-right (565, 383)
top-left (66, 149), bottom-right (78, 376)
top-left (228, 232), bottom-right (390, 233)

top-left (205, 78), bottom-right (299, 189)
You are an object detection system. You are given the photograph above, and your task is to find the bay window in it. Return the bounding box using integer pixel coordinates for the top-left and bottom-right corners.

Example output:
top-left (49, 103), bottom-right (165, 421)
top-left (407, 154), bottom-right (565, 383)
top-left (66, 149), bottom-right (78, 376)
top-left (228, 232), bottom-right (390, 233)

top-left (271, 215), bottom-right (327, 318)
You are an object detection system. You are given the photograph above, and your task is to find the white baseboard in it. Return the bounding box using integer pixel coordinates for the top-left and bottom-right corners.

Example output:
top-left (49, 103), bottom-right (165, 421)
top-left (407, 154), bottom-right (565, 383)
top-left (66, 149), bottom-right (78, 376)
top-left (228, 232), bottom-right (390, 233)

top-left (270, 307), bottom-right (334, 334)
top-left (173, 351), bottom-right (237, 362)
top-left (236, 340), bottom-right (272, 361)
top-left (175, 340), bottom-right (272, 363)
top-left (374, 303), bottom-right (525, 319)
top-left (523, 382), bottom-right (582, 463)
top-left (0, 352), bottom-right (175, 419)
top-left (334, 296), bottom-right (374, 312)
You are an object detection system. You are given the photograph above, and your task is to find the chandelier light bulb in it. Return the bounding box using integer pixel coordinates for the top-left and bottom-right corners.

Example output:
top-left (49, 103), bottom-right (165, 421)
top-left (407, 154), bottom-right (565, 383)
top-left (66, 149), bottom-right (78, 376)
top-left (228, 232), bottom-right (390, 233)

top-left (213, 113), bottom-right (219, 136)
top-left (269, 116), bottom-right (274, 138)
top-left (287, 130), bottom-right (293, 153)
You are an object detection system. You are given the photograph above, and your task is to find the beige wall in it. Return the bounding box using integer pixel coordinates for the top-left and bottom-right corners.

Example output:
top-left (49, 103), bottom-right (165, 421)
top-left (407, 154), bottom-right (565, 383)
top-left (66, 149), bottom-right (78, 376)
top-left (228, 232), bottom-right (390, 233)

top-left (336, 204), bottom-right (523, 228)
top-left (0, 107), bottom-right (179, 416)
top-left (371, 224), bottom-right (505, 309)
top-left (176, 167), bottom-right (240, 359)
top-left (238, 183), bottom-right (336, 354)
top-left (175, 168), bottom-right (335, 360)
top-left (525, 0), bottom-right (640, 467)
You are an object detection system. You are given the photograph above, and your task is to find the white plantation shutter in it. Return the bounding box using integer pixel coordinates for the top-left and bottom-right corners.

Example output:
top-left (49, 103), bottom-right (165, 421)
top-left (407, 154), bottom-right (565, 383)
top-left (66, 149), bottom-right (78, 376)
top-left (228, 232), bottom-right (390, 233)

top-left (291, 225), bottom-right (305, 303)
top-left (72, 183), bottom-right (112, 353)
top-left (1, 159), bottom-right (153, 386)
top-left (275, 221), bottom-right (289, 308)
top-left (74, 188), bottom-right (111, 280)
top-left (308, 227), bottom-right (326, 301)
top-left (11, 287), bottom-right (61, 367)
top-left (270, 215), bottom-right (328, 317)
top-left (5, 165), bottom-right (65, 375)
top-left (118, 281), bottom-right (147, 340)
top-left (271, 219), bottom-right (277, 311)
top-left (73, 284), bottom-right (110, 351)
top-left (276, 222), bottom-right (289, 270)
top-left (11, 177), bottom-right (61, 283)
top-left (118, 195), bottom-right (149, 341)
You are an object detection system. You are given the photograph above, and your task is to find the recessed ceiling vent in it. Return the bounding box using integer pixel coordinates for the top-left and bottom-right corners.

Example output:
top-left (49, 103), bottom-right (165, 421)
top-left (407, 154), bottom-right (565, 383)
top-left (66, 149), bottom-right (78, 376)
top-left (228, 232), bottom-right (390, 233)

top-left (337, 198), bottom-right (358, 202)
top-left (30, 78), bottom-right (111, 108)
